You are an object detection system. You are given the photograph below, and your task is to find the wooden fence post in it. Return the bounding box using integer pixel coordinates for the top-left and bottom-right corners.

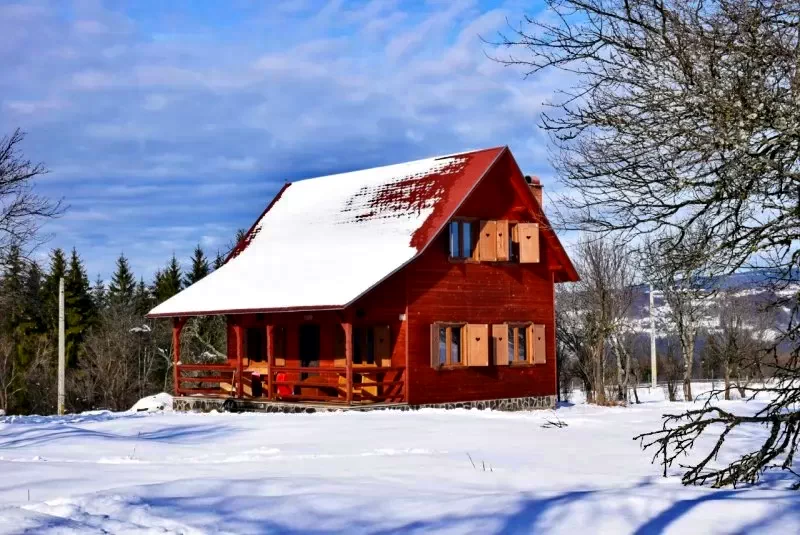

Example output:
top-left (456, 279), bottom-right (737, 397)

top-left (172, 317), bottom-right (186, 396)
top-left (266, 324), bottom-right (274, 400)
top-left (344, 322), bottom-right (353, 405)
top-left (234, 323), bottom-right (244, 398)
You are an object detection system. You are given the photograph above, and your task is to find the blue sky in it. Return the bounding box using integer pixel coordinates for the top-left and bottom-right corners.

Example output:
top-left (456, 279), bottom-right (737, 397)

top-left (1, 0), bottom-right (565, 282)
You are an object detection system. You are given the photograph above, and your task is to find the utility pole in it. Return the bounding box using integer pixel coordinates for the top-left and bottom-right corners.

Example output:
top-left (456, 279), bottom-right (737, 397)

top-left (58, 277), bottom-right (65, 415)
top-left (649, 283), bottom-right (657, 388)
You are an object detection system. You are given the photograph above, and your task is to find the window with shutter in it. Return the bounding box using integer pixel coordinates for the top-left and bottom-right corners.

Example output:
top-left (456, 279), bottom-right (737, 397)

top-left (448, 220), bottom-right (475, 260)
top-left (517, 222), bottom-right (540, 263)
top-left (430, 323), bottom-right (466, 368)
top-left (507, 323), bottom-right (533, 364)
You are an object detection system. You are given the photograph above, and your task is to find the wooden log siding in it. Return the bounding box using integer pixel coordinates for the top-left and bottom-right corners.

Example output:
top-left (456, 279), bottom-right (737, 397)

top-left (357, 155), bottom-right (558, 405)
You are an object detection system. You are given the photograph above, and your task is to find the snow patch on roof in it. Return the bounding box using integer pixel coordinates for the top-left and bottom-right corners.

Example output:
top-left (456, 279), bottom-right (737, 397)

top-left (149, 153), bottom-right (472, 316)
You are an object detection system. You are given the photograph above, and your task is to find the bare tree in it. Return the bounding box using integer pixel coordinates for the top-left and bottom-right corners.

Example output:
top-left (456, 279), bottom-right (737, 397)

top-left (707, 287), bottom-right (777, 399)
top-left (557, 237), bottom-right (636, 403)
top-left (494, 0), bottom-right (799, 283)
top-left (644, 232), bottom-right (713, 401)
top-left (0, 334), bottom-right (20, 413)
top-left (498, 0), bottom-right (800, 486)
top-left (0, 129), bottom-right (62, 257)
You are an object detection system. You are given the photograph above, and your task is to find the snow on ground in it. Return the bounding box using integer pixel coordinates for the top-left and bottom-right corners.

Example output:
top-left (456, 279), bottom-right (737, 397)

top-left (1, 388), bottom-right (799, 534)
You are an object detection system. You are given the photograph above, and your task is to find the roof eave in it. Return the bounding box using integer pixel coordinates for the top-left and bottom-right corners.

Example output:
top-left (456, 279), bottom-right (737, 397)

top-left (145, 303), bottom-right (346, 319)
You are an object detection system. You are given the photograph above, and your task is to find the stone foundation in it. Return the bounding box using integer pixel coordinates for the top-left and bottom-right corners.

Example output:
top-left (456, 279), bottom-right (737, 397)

top-left (173, 394), bottom-right (555, 414)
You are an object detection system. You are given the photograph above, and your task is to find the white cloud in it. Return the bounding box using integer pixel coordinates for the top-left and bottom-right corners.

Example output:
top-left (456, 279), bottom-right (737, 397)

top-left (0, 0), bottom-right (567, 279)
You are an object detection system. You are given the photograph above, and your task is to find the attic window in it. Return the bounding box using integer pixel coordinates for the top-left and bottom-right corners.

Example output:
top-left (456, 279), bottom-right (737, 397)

top-left (448, 220), bottom-right (473, 259)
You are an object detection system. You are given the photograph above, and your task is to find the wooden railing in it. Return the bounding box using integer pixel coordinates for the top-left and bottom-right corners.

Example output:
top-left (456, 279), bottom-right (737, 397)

top-left (176, 363), bottom-right (406, 404)
top-left (176, 363), bottom-right (236, 396)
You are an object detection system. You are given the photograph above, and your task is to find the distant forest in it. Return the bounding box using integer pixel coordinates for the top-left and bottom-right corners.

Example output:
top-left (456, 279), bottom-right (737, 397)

top-left (0, 240), bottom-right (246, 415)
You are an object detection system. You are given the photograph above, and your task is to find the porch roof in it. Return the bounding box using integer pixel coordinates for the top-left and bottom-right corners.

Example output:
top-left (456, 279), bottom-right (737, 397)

top-left (147, 147), bottom-right (506, 317)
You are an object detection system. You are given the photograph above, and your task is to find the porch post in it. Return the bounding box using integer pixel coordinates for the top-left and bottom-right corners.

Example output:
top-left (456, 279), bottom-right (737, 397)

top-left (266, 324), bottom-right (275, 401)
top-left (172, 317), bottom-right (186, 397)
top-left (234, 323), bottom-right (244, 398)
top-left (344, 322), bottom-right (353, 405)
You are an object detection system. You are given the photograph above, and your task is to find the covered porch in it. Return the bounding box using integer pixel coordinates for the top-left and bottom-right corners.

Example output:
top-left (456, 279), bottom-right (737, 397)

top-left (170, 310), bottom-right (407, 406)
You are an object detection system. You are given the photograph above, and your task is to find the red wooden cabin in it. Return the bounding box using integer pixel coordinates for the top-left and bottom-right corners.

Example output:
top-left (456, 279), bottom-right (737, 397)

top-left (147, 146), bottom-right (578, 409)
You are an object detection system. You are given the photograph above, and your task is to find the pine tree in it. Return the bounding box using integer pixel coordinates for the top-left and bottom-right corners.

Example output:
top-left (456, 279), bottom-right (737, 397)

top-left (213, 250), bottom-right (225, 271)
top-left (64, 248), bottom-right (95, 366)
top-left (184, 245), bottom-right (210, 286)
top-left (153, 255), bottom-right (182, 304)
top-left (108, 254), bottom-right (136, 306)
top-left (91, 274), bottom-right (106, 311)
top-left (0, 245), bottom-right (25, 335)
top-left (133, 277), bottom-right (153, 316)
top-left (42, 248), bottom-right (67, 331)
top-left (21, 262), bottom-right (44, 334)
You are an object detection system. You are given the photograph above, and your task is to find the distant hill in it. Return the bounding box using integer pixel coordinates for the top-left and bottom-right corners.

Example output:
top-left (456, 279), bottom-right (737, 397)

top-left (622, 269), bottom-right (798, 358)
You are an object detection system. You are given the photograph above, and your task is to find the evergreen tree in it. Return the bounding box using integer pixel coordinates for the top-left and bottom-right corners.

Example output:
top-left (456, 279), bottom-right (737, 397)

top-left (153, 255), bottom-right (182, 304)
top-left (42, 248), bottom-right (67, 331)
top-left (108, 254), bottom-right (135, 306)
top-left (21, 262), bottom-right (44, 335)
top-left (133, 277), bottom-right (153, 316)
top-left (0, 245), bottom-right (25, 335)
top-left (64, 248), bottom-right (95, 366)
top-left (184, 245), bottom-right (210, 286)
top-left (213, 250), bottom-right (225, 271)
top-left (91, 274), bottom-right (106, 311)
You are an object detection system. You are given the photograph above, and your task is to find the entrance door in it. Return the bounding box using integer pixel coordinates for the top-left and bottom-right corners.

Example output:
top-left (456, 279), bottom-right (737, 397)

top-left (298, 323), bottom-right (320, 369)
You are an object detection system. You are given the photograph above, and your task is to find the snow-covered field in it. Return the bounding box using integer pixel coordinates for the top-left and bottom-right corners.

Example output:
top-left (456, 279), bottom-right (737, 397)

top-left (2, 389), bottom-right (799, 534)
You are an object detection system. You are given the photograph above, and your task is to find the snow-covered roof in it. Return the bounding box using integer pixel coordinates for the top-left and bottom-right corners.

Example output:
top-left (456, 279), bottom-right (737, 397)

top-left (148, 147), bottom-right (506, 317)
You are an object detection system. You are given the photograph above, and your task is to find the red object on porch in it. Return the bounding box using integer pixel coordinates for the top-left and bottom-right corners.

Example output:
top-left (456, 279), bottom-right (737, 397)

top-left (275, 372), bottom-right (291, 397)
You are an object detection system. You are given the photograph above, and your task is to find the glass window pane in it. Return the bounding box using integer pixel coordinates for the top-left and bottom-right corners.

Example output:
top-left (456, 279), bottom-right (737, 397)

top-left (451, 327), bottom-right (461, 364)
top-left (462, 221), bottom-right (472, 258)
top-left (449, 222), bottom-right (460, 257)
top-left (438, 327), bottom-right (447, 365)
top-left (518, 327), bottom-right (527, 362)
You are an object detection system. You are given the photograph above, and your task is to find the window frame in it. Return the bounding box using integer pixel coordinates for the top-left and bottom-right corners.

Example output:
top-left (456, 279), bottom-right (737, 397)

top-left (447, 219), bottom-right (477, 261)
top-left (507, 221), bottom-right (519, 263)
top-left (432, 322), bottom-right (467, 368)
top-left (507, 322), bottom-right (533, 365)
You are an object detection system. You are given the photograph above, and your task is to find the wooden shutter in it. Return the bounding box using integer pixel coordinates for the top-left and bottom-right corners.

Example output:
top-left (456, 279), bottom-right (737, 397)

top-left (478, 220), bottom-right (497, 261)
top-left (492, 324), bottom-right (509, 365)
top-left (373, 325), bottom-right (392, 366)
top-left (495, 220), bottom-right (509, 261)
top-left (518, 223), bottom-right (540, 263)
top-left (465, 324), bottom-right (489, 366)
top-left (532, 324), bottom-right (546, 364)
